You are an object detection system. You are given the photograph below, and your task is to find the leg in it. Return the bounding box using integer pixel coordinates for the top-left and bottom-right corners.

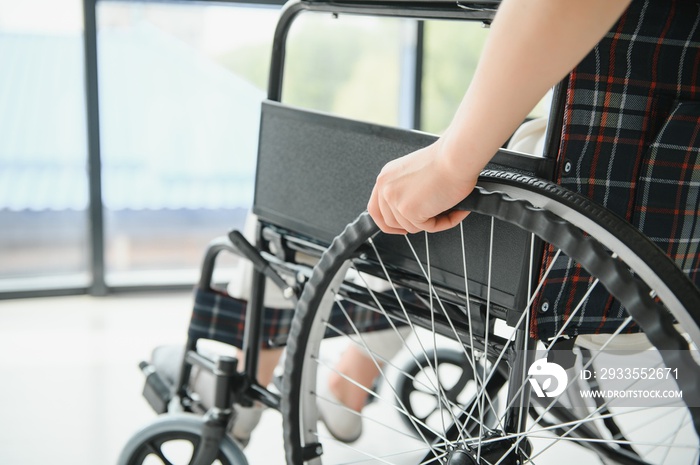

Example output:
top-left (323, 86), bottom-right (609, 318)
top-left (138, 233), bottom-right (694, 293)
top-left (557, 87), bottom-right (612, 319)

top-left (227, 213), bottom-right (293, 445)
top-left (231, 347), bottom-right (284, 447)
top-left (319, 327), bottom-right (411, 442)
top-left (327, 344), bottom-right (380, 412)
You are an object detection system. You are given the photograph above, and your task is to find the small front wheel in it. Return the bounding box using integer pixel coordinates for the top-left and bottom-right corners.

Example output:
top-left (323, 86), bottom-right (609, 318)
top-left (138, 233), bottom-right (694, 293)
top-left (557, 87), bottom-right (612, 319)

top-left (118, 414), bottom-right (248, 465)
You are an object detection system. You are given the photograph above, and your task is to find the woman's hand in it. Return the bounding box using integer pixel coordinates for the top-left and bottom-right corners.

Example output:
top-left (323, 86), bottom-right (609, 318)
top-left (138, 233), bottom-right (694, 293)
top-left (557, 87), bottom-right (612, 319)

top-left (367, 139), bottom-right (478, 235)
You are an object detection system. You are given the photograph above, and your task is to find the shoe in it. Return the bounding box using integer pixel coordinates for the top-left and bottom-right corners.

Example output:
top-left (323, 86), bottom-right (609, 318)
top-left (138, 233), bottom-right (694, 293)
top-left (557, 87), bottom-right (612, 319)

top-left (230, 402), bottom-right (266, 447)
top-left (316, 381), bottom-right (363, 443)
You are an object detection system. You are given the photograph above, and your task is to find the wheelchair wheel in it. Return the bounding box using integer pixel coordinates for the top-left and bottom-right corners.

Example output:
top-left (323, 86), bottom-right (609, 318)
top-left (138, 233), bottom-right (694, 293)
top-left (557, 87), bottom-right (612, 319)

top-left (282, 171), bottom-right (700, 464)
top-left (118, 414), bottom-right (247, 465)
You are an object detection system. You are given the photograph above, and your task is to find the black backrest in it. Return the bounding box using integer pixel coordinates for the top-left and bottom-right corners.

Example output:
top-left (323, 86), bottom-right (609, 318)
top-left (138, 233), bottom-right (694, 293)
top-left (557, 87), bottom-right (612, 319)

top-left (253, 100), bottom-right (548, 310)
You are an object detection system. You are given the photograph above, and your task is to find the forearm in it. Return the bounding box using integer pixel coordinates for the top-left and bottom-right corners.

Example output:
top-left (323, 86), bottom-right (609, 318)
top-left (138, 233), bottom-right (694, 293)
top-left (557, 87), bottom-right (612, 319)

top-left (440, 0), bottom-right (631, 177)
top-left (367, 0), bottom-right (632, 234)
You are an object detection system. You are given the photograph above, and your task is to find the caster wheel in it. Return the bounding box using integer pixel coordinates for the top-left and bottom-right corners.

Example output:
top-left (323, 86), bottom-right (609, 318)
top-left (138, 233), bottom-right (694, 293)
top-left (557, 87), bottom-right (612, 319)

top-left (118, 414), bottom-right (247, 465)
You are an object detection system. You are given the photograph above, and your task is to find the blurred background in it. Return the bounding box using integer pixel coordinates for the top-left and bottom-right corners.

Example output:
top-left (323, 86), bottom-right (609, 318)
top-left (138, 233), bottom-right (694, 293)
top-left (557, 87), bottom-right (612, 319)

top-left (0, 0), bottom-right (503, 295)
top-left (0, 1), bottom-right (546, 462)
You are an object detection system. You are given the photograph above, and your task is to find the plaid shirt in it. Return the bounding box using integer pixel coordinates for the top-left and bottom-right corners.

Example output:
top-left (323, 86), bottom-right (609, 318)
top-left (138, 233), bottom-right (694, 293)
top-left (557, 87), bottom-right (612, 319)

top-left (533, 0), bottom-right (700, 339)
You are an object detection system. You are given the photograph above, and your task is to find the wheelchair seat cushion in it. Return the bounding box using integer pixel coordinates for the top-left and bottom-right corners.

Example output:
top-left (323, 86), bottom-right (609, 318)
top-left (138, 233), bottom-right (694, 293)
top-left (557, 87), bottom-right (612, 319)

top-left (188, 287), bottom-right (398, 349)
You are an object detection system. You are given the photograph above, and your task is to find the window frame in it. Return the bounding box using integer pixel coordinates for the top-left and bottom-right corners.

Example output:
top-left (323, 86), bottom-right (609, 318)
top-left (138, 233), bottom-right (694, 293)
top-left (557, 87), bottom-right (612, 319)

top-left (2, 0), bottom-right (494, 298)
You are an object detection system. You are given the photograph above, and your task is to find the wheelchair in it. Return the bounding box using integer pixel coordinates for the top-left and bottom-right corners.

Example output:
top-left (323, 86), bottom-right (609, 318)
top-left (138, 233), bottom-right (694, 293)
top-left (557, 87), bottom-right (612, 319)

top-left (119, 0), bottom-right (700, 464)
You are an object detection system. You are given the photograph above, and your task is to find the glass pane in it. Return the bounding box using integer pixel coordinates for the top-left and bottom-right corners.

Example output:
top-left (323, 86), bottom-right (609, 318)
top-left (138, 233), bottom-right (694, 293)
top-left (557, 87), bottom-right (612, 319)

top-left (282, 13), bottom-right (414, 127)
top-left (97, 2), bottom-right (279, 284)
top-left (421, 19), bottom-right (551, 135)
top-left (421, 19), bottom-right (489, 134)
top-left (0, 0), bottom-right (89, 288)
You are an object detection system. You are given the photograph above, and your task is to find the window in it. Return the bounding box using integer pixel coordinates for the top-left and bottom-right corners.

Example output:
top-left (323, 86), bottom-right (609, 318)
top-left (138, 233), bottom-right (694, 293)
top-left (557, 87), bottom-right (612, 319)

top-left (421, 19), bottom-right (490, 134)
top-left (421, 19), bottom-right (550, 135)
top-left (96, 2), bottom-right (280, 285)
top-left (0, 0), bottom-right (90, 290)
top-left (282, 13), bottom-right (417, 128)
top-left (0, 1), bottom-right (548, 295)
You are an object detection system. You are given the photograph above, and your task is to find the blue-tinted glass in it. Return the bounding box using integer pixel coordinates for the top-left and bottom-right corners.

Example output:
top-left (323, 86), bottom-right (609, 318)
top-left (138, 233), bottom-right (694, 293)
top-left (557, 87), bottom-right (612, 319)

top-left (0, 0), bottom-right (89, 285)
top-left (97, 2), bottom-right (279, 282)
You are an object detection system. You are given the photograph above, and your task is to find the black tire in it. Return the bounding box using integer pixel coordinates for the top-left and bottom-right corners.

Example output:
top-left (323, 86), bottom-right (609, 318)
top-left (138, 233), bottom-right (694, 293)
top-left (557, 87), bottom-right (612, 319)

top-left (282, 171), bottom-right (700, 465)
top-left (118, 414), bottom-right (247, 465)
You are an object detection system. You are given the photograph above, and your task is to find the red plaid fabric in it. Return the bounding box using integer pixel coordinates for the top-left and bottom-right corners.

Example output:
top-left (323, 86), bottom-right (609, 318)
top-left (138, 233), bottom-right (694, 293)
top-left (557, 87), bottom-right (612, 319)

top-left (533, 0), bottom-right (700, 339)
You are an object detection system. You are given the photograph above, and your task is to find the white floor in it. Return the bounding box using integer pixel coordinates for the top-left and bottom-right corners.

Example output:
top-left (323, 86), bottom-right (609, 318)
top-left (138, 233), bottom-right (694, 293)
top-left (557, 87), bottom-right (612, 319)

top-left (0, 292), bottom-right (692, 465)
top-left (0, 292), bottom-right (286, 465)
top-left (0, 292), bottom-right (583, 465)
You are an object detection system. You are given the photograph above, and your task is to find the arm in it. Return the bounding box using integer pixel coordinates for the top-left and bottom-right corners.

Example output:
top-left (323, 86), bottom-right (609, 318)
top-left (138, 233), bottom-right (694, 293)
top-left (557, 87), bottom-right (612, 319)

top-left (368, 0), bottom-right (632, 234)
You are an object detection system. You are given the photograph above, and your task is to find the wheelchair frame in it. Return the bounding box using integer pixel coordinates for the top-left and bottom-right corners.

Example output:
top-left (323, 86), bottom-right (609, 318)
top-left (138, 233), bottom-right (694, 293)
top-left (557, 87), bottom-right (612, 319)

top-left (120, 1), bottom-right (700, 464)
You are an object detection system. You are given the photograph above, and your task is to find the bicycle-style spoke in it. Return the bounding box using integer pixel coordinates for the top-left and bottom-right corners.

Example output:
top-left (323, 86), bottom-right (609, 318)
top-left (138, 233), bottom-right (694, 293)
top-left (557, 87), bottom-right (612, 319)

top-left (347, 262), bottom-right (469, 421)
top-left (313, 377), bottom-right (446, 445)
top-left (424, 232), bottom-right (452, 447)
top-left (327, 289), bottom-right (446, 461)
top-left (493, 276), bottom-right (603, 429)
top-left (651, 409), bottom-right (691, 464)
top-left (459, 221), bottom-right (480, 420)
top-left (284, 175), bottom-right (700, 465)
top-left (490, 315), bottom-right (638, 464)
top-left (452, 248), bottom-right (565, 443)
top-left (524, 362), bottom-right (670, 462)
top-left (366, 240), bottom-right (471, 443)
top-left (313, 319), bottom-right (456, 443)
top-left (476, 217), bottom-right (495, 462)
top-left (516, 233), bottom-right (536, 437)
top-left (402, 233), bottom-right (505, 434)
top-left (344, 265), bottom-right (490, 445)
top-left (311, 430), bottom-right (441, 465)
top-left (322, 318), bottom-right (467, 414)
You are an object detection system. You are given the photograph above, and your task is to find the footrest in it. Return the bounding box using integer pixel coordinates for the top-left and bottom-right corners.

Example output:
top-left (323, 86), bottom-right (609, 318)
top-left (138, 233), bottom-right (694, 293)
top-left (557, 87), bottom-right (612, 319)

top-left (140, 361), bottom-right (173, 414)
